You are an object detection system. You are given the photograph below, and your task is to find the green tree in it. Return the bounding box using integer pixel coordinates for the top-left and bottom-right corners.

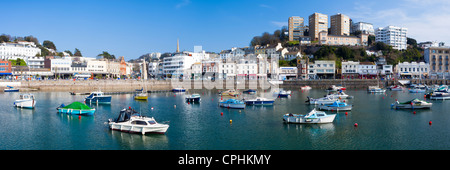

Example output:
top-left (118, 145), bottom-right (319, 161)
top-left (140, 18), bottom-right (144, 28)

top-left (97, 51), bottom-right (116, 59)
top-left (74, 48), bottom-right (82, 56)
top-left (64, 50), bottom-right (73, 56)
top-left (43, 40), bottom-right (56, 50)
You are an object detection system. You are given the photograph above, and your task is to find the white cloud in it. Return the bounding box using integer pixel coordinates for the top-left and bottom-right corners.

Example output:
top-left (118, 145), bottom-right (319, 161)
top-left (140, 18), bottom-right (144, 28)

top-left (271, 21), bottom-right (287, 28)
top-left (175, 0), bottom-right (191, 9)
top-left (346, 0), bottom-right (450, 44)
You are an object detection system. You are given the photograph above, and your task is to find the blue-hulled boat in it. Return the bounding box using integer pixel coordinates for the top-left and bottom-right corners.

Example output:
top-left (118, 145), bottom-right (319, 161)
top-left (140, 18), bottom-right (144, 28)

top-left (84, 91), bottom-right (112, 104)
top-left (219, 99), bottom-right (245, 109)
top-left (318, 100), bottom-right (352, 111)
top-left (244, 97), bottom-right (275, 105)
top-left (172, 88), bottom-right (186, 92)
top-left (4, 85), bottom-right (19, 92)
top-left (243, 89), bottom-right (257, 94)
top-left (277, 90), bottom-right (291, 97)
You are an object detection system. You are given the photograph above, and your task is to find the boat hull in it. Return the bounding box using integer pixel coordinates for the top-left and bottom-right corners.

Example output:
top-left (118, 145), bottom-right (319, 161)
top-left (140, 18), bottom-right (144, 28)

top-left (134, 96), bottom-right (148, 100)
top-left (172, 88), bottom-right (186, 92)
top-left (85, 96), bottom-right (112, 104)
top-left (283, 114), bottom-right (336, 124)
top-left (430, 93), bottom-right (450, 100)
top-left (109, 123), bottom-right (169, 134)
top-left (244, 100), bottom-right (274, 105)
top-left (57, 108), bottom-right (96, 115)
top-left (219, 103), bottom-right (245, 109)
top-left (409, 89), bottom-right (426, 93)
top-left (185, 97), bottom-right (201, 102)
top-left (318, 105), bottom-right (352, 111)
top-left (4, 89), bottom-right (19, 92)
top-left (14, 100), bottom-right (36, 109)
top-left (391, 104), bottom-right (432, 109)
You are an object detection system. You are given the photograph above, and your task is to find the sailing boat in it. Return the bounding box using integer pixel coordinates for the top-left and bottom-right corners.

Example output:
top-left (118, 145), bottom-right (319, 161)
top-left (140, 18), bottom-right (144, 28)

top-left (134, 83), bottom-right (148, 100)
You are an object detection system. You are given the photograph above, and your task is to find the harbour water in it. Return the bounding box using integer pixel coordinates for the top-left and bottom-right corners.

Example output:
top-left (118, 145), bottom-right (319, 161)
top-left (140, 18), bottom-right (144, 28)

top-left (1, 88), bottom-right (449, 150)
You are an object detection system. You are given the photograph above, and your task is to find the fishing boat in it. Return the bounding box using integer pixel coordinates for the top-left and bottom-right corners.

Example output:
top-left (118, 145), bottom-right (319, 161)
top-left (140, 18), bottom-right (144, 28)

top-left (13, 94), bottom-right (36, 109)
top-left (283, 109), bottom-right (336, 124)
top-left (84, 91), bottom-right (112, 104)
top-left (4, 85), bottom-right (19, 92)
top-left (243, 89), bottom-right (257, 94)
top-left (219, 99), bottom-right (245, 109)
top-left (318, 100), bottom-right (352, 111)
top-left (391, 98), bottom-right (432, 109)
top-left (57, 102), bottom-right (96, 115)
top-left (326, 91), bottom-right (352, 99)
top-left (389, 85), bottom-right (404, 91)
top-left (408, 85), bottom-right (427, 93)
top-left (300, 86), bottom-right (312, 90)
top-left (172, 87), bottom-right (186, 92)
top-left (185, 93), bottom-right (201, 102)
top-left (220, 89), bottom-right (239, 97)
top-left (277, 90), bottom-right (292, 97)
top-left (244, 97), bottom-right (275, 105)
top-left (134, 92), bottom-right (148, 100)
top-left (367, 86), bottom-right (386, 93)
top-left (305, 96), bottom-right (340, 105)
top-left (108, 107), bottom-right (169, 135)
top-left (326, 85), bottom-right (346, 92)
top-left (429, 92), bottom-right (450, 100)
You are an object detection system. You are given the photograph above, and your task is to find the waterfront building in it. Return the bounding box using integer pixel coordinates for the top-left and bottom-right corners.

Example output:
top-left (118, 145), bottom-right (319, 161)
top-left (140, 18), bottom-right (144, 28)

top-left (309, 12), bottom-right (328, 41)
top-left (318, 31), bottom-right (368, 46)
top-left (0, 41), bottom-right (41, 60)
top-left (288, 16), bottom-right (305, 41)
top-left (106, 60), bottom-right (121, 78)
top-left (0, 60), bottom-right (12, 77)
top-left (330, 13), bottom-right (350, 36)
top-left (375, 57), bottom-right (393, 79)
top-left (25, 56), bottom-right (45, 69)
top-left (396, 61), bottom-right (429, 79)
top-left (236, 57), bottom-right (258, 80)
top-left (51, 57), bottom-right (72, 78)
top-left (351, 22), bottom-right (375, 35)
top-left (148, 62), bottom-right (162, 78)
top-left (297, 58), bottom-right (309, 80)
top-left (219, 60), bottom-right (236, 80)
top-left (375, 26), bottom-right (408, 50)
top-left (358, 62), bottom-right (377, 79)
top-left (424, 46), bottom-right (450, 78)
top-left (278, 67), bottom-right (298, 80)
top-left (308, 60), bottom-right (335, 79)
top-left (341, 61), bottom-right (359, 79)
top-left (162, 51), bottom-right (206, 78)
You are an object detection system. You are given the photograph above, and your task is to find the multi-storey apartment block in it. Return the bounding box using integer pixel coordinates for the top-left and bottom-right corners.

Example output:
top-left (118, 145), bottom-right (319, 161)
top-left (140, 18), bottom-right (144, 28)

top-left (309, 13), bottom-right (328, 41)
top-left (375, 26), bottom-right (408, 50)
top-left (288, 16), bottom-right (305, 41)
top-left (330, 13), bottom-right (350, 36)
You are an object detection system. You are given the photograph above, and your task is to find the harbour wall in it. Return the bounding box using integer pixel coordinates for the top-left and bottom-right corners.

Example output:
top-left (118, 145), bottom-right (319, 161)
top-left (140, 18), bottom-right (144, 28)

top-left (3, 79), bottom-right (449, 92)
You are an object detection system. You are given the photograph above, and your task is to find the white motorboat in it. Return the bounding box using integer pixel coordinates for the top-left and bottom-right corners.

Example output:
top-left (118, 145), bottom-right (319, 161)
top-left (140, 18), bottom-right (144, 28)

top-left (14, 94), bottom-right (36, 109)
top-left (306, 96), bottom-right (340, 105)
top-left (391, 98), bottom-right (432, 109)
top-left (389, 85), bottom-right (404, 91)
top-left (277, 90), bottom-right (292, 97)
top-left (429, 92), bottom-right (450, 100)
top-left (108, 107), bottom-right (169, 135)
top-left (244, 97), bottom-right (275, 105)
top-left (283, 109), bottom-right (336, 124)
top-left (367, 86), bottom-right (386, 93)
top-left (326, 91), bottom-right (352, 99)
top-left (318, 100), bottom-right (352, 111)
top-left (326, 85), bottom-right (346, 92)
top-left (408, 85), bottom-right (427, 93)
top-left (300, 86), bottom-right (312, 90)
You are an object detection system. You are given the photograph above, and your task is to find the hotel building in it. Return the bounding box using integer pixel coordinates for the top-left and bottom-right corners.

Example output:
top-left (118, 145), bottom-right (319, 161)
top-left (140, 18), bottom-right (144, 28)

top-left (424, 46), bottom-right (450, 74)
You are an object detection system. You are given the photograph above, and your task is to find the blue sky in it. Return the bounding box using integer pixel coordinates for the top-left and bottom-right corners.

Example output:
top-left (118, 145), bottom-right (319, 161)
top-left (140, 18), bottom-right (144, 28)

top-left (2, 0), bottom-right (449, 60)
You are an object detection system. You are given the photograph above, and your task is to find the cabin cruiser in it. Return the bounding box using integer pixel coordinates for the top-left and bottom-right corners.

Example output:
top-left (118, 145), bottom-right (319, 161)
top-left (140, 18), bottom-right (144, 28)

top-left (389, 85), bottom-right (404, 91)
top-left (185, 94), bottom-right (201, 102)
top-left (325, 91), bottom-right (352, 99)
top-left (327, 85), bottom-right (346, 92)
top-left (391, 98), bottom-right (432, 109)
top-left (367, 86), bottom-right (386, 93)
top-left (244, 97), bottom-right (275, 105)
top-left (408, 85), bottom-right (427, 93)
top-left (429, 92), bottom-right (450, 100)
top-left (108, 107), bottom-right (169, 135)
top-left (283, 109), bottom-right (336, 124)
top-left (14, 94), bottom-right (36, 109)
top-left (306, 96), bottom-right (340, 105)
top-left (318, 100), bottom-right (352, 111)
top-left (220, 89), bottom-right (239, 97)
top-left (277, 90), bottom-right (292, 97)
top-left (85, 91), bottom-right (112, 104)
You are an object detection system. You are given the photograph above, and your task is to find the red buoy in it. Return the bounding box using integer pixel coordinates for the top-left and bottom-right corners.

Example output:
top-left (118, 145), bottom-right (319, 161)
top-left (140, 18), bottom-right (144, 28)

top-left (354, 123), bottom-right (358, 127)
top-left (345, 112), bottom-right (348, 115)
top-left (413, 111), bottom-right (416, 114)
top-left (429, 121), bottom-right (432, 125)
top-left (78, 115), bottom-right (81, 119)
top-left (221, 112), bottom-right (223, 116)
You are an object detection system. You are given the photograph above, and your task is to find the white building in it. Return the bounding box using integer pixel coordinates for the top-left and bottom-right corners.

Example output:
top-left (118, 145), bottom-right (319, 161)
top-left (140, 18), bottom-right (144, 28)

top-left (375, 26), bottom-right (408, 50)
top-left (358, 62), bottom-right (378, 79)
top-left (352, 22), bottom-right (375, 35)
top-left (236, 58), bottom-right (258, 80)
top-left (396, 61), bottom-right (429, 79)
top-left (26, 56), bottom-right (45, 69)
top-left (162, 51), bottom-right (206, 78)
top-left (0, 41), bottom-right (41, 60)
top-left (341, 61), bottom-right (359, 79)
top-left (278, 67), bottom-right (298, 80)
top-left (51, 57), bottom-right (72, 76)
top-left (308, 60), bottom-right (335, 79)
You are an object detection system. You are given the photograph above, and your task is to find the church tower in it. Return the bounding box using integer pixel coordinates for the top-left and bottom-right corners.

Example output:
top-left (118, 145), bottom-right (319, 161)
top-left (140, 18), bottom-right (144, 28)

top-left (176, 38), bottom-right (180, 53)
